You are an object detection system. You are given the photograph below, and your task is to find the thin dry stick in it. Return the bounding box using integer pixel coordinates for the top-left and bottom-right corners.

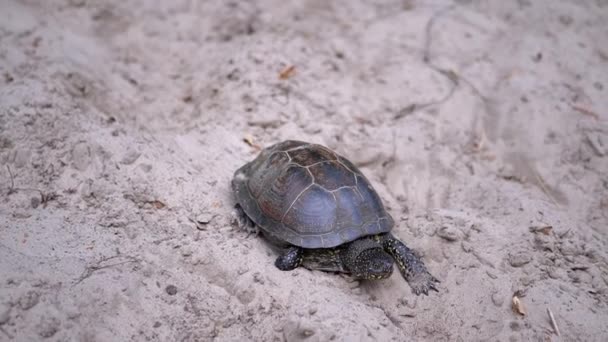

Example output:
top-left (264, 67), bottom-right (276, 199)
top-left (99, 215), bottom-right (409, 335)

top-left (72, 255), bottom-right (139, 287)
top-left (5, 165), bottom-right (15, 194)
top-left (570, 103), bottom-right (599, 120)
top-left (395, 6), bottom-right (459, 120)
top-left (423, 5), bottom-right (456, 63)
top-left (547, 307), bottom-right (560, 336)
top-left (532, 169), bottom-right (560, 208)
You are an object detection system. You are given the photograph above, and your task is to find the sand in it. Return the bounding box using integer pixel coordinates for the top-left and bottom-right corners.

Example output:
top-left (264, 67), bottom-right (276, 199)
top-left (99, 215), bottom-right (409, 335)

top-left (1, 0), bottom-right (607, 341)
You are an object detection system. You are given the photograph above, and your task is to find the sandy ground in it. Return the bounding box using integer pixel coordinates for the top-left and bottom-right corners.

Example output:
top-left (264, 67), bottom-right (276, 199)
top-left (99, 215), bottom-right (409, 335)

top-left (1, 0), bottom-right (607, 341)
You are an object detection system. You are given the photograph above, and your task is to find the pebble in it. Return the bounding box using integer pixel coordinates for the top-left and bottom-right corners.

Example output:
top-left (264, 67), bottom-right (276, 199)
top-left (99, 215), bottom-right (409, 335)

top-left (37, 316), bottom-right (60, 338)
top-left (165, 285), bottom-right (178, 296)
top-left (18, 290), bottom-right (40, 310)
top-left (0, 303), bottom-right (11, 325)
top-left (236, 288), bottom-right (255, 305)
top-left (437, 226), bottom-right (460, 242)
top-left (491, 292), bottom-right (504, 306)
top-left (196, 212), bottom-right (215, 225)
top-left (508, 252), bottom-right (532, 267)
top-left (71, 142), bottom-right (91, 171)
top-left (13, 148), bottom-right (31, 168)
top-left (593, 82), bottom-right (603, 91)
top-left (253, 272), bottom-right (265, 284)
top-left (509, 321), bottom-right (520, 332)
top-left (121, 150), bottom-right (141, 165)
top-left (31, 196), bottom-right (41, 208)
top-left (138, 163), bottom-right (152, 172)
top-left (283, 317), bottom-right (317, 342)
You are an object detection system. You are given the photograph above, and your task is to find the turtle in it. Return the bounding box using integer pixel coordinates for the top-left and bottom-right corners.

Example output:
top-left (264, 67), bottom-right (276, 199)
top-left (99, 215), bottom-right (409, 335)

top-left (232, 140), bottom-right (439, 295)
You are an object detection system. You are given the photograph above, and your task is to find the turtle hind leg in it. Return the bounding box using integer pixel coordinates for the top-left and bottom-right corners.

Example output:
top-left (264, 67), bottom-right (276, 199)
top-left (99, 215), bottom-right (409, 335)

top-left (380, 233), bottom-right (439, 295)
top-left (232, 204), bottom-right (259, 237)
top-left (275, 246), bottom-right (304, 271)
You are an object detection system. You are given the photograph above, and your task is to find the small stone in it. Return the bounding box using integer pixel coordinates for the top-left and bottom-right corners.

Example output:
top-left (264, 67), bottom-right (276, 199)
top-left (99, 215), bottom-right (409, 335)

top-left (253, 272), bottom-right (265, 284)
top-left (31, 196), bottom-right (41, 209)
top-left (521, 276), bottom-right (533, 286)
top-left (196, 212), bottom-right (215, 226)
top-left (508, 252), bottom-right (532, 267)
top-left (79, 179), bottom-right (94, 198)
top-left (138, 163), bottom-right (152, 172)
top-left (71, 142), bottom-right (91, 171)
top-left (236, 288), bottom-right (256, 305)
top-left (121, 150), bottom-right (141, 165)
top-left (308, 307), bottom-right (317, 315)
top-left (13, 149), bottom-right (31, 168)
top-left (491, 292), bottom-right (504, 306)
top-left (13, 210), bottom-right (32, 219)
top-left (558, 15), bottom-right (573, 26)
top-left (302, 329), bottom-right (314, 337)
top-left (283, 317), bottom-right (317, 341)
top-left (0, 303), bottom-right (11, 325)
top-left (437, 226), bottom-right (460, 242)
top-left (37, 316), bottom-right (60, 338)
top-left (165, 285), bottom-right (178, 296)
top-left (509, 321), bottom-right (521, 331)
top-left (18, 290), bottom-right (40, 310)
top-left (153, 321), bottom-right (161, 328)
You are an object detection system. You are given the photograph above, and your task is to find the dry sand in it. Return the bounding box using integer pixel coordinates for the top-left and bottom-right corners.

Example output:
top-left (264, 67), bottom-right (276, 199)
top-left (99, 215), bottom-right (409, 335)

top-left (1, 0), bottom-right (607, 341)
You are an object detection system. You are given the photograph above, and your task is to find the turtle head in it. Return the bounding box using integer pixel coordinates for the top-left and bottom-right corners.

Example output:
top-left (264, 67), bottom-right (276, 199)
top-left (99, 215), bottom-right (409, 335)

top-left (343, 238), bottom-right (394, 280)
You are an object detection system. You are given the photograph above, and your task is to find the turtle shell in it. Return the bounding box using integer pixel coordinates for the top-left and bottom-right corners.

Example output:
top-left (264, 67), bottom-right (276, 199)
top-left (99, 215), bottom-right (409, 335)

top-left (232, 140), bottom-right (394, 248)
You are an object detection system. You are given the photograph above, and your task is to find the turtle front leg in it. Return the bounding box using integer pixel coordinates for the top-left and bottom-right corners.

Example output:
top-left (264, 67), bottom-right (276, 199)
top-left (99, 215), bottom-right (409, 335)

top-left (380, 233), bottom-right (439, 295)
top-left (275, 246), bottom-right (304, 271)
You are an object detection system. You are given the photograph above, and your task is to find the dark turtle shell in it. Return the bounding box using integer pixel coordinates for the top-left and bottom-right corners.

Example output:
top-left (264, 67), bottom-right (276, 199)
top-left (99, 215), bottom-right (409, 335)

top-left (232, 140), bottom-right (394, 248)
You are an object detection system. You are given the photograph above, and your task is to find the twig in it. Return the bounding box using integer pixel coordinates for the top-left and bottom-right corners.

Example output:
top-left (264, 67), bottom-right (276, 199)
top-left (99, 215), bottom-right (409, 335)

top-left (547, 307), bottom-right (560, 336)
top-left (570, 103), bottom-right (599, 120)
top-left (394, 76), bottom-right (458, 120)
top-left (419, 4), bottom-right (496, 130)
top-left (72, 255), bottom-right (139, 287)
top-left (395, 5), bottom-right (458, 120)
top-left (6, 165), bottom-right (15, 195)
top-left (423, 5), bottom-right (455, 63)
top-left (532, 169), bottom-right (560, 208)
top-left (3, 165), bottom-right (58, 205)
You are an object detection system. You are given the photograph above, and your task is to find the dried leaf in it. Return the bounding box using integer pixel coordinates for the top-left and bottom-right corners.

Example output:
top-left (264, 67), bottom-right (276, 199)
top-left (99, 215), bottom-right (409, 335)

top-left (243, 134), bottom-right (261, 150)
top-left (529, 225), bottom-right (553, 235)
top-left (149, 200), bottom-right (166, 209)
top-left (512, 296), bottom-right (526, 316)
top-left (279, 65), bottom-right (296, 80)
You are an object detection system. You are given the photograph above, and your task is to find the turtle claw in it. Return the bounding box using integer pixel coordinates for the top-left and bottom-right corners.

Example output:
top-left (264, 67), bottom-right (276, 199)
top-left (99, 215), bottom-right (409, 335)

top-left (232, 204), bottom-right (257, 237)
top-left (246, 225), bottom-right (260, 238)
top-left (408, 271), bottom-right (440, 296)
